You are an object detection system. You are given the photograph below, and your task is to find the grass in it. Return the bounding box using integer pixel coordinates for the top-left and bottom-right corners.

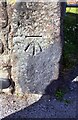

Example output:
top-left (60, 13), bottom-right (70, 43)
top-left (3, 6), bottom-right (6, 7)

top-left (62, 8), bottom-right (78, 72)
top-left (55, 8), bottom-right (78, 102)
top-left (66, 7), bottom-right (78, 14)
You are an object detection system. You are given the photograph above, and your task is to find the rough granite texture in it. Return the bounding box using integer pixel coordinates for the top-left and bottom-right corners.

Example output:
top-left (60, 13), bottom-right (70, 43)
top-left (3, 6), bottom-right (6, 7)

top-left (0, 65), bottom-right (78, 119)
top-left (0, 2), bottom-right (65, 95)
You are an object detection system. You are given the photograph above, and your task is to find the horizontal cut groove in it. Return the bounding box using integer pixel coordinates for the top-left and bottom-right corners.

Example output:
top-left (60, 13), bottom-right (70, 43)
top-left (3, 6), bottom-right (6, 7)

top-left (25, 36), bottom-right (42, 37)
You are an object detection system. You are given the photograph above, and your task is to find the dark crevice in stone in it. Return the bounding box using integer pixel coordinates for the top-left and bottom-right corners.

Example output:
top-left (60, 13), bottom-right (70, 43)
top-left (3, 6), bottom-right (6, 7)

top-left (25, 36), bottom-right (42, 38)
top-left (0, 40), bottom-right (4, 54)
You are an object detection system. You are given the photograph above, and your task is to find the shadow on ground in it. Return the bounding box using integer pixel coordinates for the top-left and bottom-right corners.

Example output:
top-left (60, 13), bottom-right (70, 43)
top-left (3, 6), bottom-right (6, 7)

top-left (2, 65), bottom-right (78, 119)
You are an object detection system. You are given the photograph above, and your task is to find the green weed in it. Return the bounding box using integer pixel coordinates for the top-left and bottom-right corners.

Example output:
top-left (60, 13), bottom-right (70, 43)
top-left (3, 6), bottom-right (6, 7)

top-left (55, 89), bottom-right (65, 101)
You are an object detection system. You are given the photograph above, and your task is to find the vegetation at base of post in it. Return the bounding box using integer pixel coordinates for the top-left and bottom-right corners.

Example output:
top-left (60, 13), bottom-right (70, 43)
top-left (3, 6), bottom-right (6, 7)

top-left (62, 7), bottom-right (78, 72)
top-left (55, 89), bottom-right (71, 104)
top-left (55, 89), bottom-right (64, 101)
top-left (63, 99), bottom-right (71, 104)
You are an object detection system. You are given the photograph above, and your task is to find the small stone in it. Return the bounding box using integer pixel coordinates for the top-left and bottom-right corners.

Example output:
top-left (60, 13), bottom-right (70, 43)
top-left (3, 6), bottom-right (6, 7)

top-left (0, 78), bottom-right (11, 89)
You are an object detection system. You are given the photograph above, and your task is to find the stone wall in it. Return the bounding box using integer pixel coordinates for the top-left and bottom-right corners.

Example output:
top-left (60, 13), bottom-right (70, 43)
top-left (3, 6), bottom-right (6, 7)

top-left (0, 2), bottom-right (65, 95)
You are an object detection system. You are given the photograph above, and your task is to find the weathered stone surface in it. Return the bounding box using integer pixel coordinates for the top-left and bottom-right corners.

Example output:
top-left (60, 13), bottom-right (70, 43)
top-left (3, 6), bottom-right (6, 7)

top-left (0, 1), bottom-right (8, 29)
top-left (11, 2), bottom-right (64, 95)
top-left (0, 54), bottom-right (11, 89)
top-left (0, 55), bottom-right (11, 77)
top-left (0, 2), bottom-right (65, 95)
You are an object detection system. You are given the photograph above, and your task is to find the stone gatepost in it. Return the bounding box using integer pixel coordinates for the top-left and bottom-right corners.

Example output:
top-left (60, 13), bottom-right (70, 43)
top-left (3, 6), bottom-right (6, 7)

top-left (0, 2), bottom-right (65, 97)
